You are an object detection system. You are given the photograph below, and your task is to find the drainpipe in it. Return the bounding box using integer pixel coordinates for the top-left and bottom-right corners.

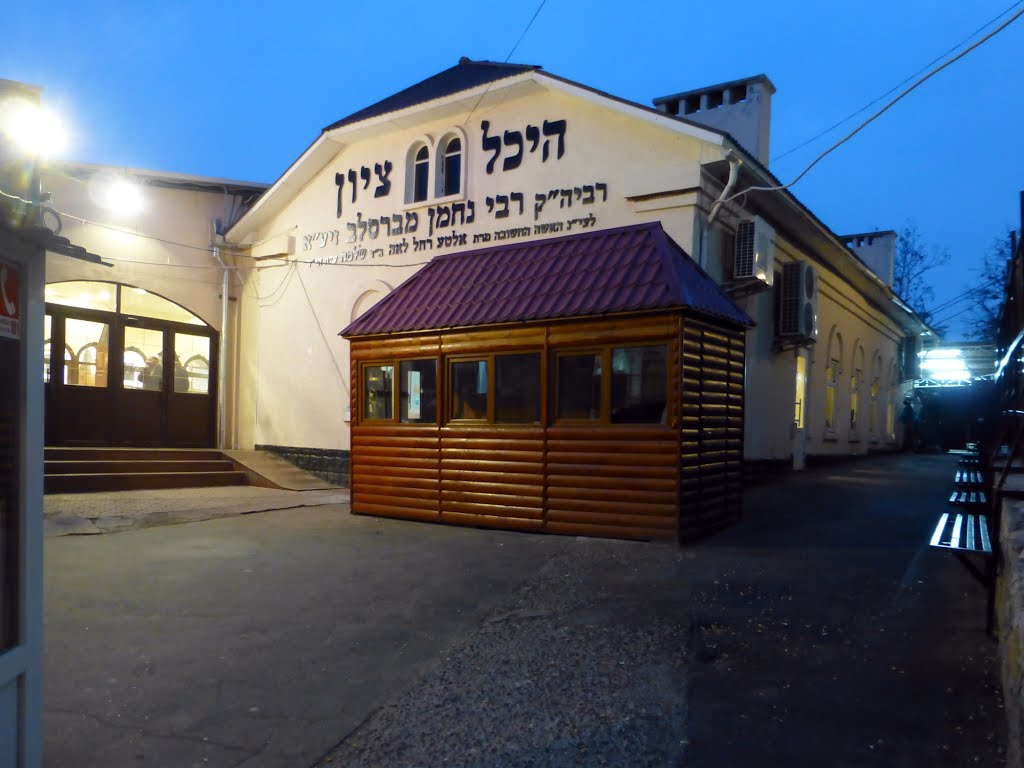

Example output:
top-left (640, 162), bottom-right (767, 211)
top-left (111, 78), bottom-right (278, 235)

top-left (211, 220), bottom-right (229, 449)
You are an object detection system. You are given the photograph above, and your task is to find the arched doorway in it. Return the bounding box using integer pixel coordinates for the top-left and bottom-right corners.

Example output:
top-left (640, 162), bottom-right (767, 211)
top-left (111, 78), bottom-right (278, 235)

top-left (44, 281), bottom-right (217, 447)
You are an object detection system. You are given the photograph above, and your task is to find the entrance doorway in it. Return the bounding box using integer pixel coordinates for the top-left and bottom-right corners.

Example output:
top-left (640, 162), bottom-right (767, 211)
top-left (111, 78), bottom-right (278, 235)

top-left (43, 281), bottom-right (217, 447)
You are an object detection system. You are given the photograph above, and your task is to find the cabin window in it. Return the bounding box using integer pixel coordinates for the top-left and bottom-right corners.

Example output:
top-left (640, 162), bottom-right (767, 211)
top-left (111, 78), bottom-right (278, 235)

top-left (450, 359), bottom-right (488, 420)
top-left (363, 364), bottom-right (394, 420)
top-left (555, 345), bottom-right (668, 424)
top-left (495, 353), bottom-right (541, 424)
top-left (557, 353), bottom-right (602, 420)
top-left (611, 346), bottom-right (667, 424)
top-left (400, 359), bottom-right (438, 424)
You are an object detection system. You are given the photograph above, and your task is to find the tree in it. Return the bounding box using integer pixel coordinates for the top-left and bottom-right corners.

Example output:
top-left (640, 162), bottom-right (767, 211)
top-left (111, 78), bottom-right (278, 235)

top-left (893, 223), bottom-right (951, 334)
top-left (965, 229), bottom-right (1014, 342)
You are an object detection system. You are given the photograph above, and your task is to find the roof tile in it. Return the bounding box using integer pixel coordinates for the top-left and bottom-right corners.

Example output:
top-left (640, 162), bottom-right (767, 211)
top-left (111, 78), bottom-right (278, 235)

top-left (341, 223), bottom-right (752, 337)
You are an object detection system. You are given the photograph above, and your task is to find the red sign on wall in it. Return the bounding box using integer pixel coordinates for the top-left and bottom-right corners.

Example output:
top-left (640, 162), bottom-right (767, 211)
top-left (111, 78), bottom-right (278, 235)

top-left (0, 261), bottom-right (20, 340)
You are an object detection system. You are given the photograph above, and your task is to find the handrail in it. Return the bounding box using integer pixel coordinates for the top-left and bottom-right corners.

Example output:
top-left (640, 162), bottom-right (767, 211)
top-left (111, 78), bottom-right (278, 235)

top-left (994, 327), bottom-right (1024, 380)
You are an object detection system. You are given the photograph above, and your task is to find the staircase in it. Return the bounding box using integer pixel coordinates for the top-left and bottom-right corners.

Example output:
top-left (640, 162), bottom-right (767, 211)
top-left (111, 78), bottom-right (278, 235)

top-left (45, 447), bottom-right (248, 494)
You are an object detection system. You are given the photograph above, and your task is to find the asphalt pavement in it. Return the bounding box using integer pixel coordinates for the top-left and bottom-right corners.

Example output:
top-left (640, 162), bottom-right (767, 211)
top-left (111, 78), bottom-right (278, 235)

top-left (43, 452), bottom-right (1005, 767)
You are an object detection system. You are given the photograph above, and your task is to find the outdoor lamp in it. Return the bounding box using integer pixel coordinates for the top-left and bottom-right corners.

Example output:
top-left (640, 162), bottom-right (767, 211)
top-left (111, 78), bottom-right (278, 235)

top-left (0, 96), bottom-right (67, 157)
top-left (91, 175), bottom-right (144, 216)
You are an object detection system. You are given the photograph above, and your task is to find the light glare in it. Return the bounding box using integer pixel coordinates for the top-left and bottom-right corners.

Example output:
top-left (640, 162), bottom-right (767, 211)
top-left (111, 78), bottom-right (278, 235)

top-left (93, 177), bottom-right (144, 215)
top-left (0, 98), bottom-right (67, 157)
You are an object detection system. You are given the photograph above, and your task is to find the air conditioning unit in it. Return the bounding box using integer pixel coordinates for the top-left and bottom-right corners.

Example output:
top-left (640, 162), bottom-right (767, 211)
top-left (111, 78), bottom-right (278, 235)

top-left (779, 260), bottom-right (818, 341)
top-left (734, 216), bottom-right (775, 286)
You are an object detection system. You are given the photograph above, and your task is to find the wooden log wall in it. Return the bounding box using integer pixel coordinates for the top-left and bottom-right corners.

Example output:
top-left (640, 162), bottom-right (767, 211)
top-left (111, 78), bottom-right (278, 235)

top-left (349, 313), bottom-right (744, 542)
top-left (678, 317), bottom-right (745, 542)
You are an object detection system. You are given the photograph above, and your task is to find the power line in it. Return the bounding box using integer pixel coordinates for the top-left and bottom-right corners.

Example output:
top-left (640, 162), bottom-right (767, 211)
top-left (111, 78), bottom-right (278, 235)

top-left (721, 3), bottom-right (1024, 205)
top-left (463, 0), bottom-right (549, 127)
top-left (772, 0), bottom-right (1024, 164)
top-left (3, 185), bottom-right (433, 270)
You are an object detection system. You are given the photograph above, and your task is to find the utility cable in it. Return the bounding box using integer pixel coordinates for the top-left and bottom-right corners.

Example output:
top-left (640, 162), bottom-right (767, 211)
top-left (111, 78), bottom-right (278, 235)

top-left (721, 3), bottom-right (1024, 205)
top-left (463, 0), bottom-right (549, 127)
top-left (771, 0), bottom-right (1024, 164)
top-left (2, 185), bottom-right (432, 269)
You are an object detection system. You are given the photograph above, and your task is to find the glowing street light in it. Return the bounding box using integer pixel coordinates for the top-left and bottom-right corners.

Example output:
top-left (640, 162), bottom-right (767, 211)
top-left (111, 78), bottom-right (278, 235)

top-left (90, 175), bottom-right (144, 215)
top-left (0, 96), bottom-right (67, 158)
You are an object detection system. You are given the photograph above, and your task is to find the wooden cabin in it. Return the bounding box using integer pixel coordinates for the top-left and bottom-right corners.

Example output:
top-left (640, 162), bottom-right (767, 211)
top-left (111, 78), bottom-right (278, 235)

top-left (341, 223), bottom-right (752, 542)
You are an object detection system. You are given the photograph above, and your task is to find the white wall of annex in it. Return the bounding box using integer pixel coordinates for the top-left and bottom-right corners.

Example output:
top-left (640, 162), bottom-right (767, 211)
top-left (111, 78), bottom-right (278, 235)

top-left (739, 233), bottom-right (905, 462)
top-left (42, 173), bottom-right (240, 330)
top-left (807, 270), bottom-right (903, 456)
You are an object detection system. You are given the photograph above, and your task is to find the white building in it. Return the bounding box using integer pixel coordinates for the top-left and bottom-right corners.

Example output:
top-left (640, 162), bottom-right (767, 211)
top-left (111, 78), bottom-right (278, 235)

top-left (39, 59), bottom-right (927, 476)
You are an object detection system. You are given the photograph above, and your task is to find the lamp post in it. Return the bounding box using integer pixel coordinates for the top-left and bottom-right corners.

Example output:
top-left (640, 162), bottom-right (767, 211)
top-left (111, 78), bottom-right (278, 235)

top-left (0, 78), bottom-right (67, 768)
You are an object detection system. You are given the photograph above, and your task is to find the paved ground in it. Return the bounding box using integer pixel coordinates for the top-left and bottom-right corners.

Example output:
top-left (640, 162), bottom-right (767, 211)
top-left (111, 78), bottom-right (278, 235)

top-left (44, 487), bottom-right (349, 537)
top-left (44, 453), bottom-right (1006, 767)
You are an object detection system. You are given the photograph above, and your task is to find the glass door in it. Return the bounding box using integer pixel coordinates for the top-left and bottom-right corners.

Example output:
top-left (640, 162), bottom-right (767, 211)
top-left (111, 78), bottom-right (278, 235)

top-left (46, 312), bottom-right (113, 445)
top-left (166, 331), bottom-right (215, 447)
top-left (116, 323), bottom-right (167, 446)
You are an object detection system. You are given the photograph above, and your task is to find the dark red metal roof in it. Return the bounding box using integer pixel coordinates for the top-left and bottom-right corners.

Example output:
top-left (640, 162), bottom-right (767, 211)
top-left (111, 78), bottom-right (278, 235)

top-left (341, 223), bottom-right (752, 338)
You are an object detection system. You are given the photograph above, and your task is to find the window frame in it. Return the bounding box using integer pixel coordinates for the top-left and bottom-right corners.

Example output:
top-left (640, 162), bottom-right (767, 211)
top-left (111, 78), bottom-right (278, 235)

top-left (360, 361), bottom-right (397, 423)
top-left (359, 358), bottom-right (439, 425)
top-left (431, 129), bottom-right (468, 205)
top-left (404, 140), bottom-right (433, 206)
top-left (447, 356), bottom-right (490, 424)
top-left (399, 358), bottom-right (440, 425)
top-left (553, 344), bottom-right (670, 426)
top-left (445, 351), bottom-right (544, 426)
top-left (554, 348), bottom-right (607, 424)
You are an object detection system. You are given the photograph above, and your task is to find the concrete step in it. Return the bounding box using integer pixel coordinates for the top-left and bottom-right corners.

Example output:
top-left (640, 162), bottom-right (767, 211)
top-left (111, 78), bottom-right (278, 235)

top-left (46, 470), bottom-right (248, 494)
top-left (45, 460), bottom-right (237, 476)
top-left (45, 447), bottom-right (224, 462)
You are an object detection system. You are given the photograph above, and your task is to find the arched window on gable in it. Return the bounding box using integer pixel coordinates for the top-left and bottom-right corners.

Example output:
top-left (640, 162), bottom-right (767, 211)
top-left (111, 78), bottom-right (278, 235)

top-left (412, 145), bottom-right (429, 203)
top-left (436, 133), bottom-right (463, 198)
top-left (405, 142), bottom-right (431, 204)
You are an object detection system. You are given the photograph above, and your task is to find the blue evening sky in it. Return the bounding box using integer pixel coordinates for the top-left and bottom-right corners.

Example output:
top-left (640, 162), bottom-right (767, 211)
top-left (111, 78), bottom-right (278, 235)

top-left (3, 0), bottom-right (1022, 339)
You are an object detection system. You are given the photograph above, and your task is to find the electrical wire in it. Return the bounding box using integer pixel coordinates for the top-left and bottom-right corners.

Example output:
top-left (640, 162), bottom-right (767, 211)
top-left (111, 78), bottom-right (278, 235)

top-left (722, 3), bottom-right (1024, 204)
top-left (463, 0), bottom-right (549, 127)
top-left (771, 0), bottom-right (1024, 164)
top-left (2, 184), bottom-right (434, 270)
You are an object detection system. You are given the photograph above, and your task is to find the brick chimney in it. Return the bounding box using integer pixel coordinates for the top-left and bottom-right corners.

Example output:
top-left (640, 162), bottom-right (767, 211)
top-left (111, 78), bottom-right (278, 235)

top-left (841, 230), bottom-right (898, 287)
top-left (653, 75), bottom-right (775, 165)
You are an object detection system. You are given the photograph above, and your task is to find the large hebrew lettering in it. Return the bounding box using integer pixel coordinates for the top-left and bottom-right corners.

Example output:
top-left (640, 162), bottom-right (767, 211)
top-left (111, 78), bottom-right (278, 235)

top-left (502, 130), bottom-right (523, 171)
top-left (481, 120), bottom-right (502, 174)
top-left (481, 119), bottom-right (568, 174)
top-left (542, 120), bottom-right (567, 162)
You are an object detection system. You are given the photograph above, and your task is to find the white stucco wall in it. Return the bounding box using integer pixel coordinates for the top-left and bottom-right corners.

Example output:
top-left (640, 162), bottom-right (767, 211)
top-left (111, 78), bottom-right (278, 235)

top-left (224, 76), bottom-right (913, 461)
top-left (42, 171), bottom-right (245, 330)
top-left (233, 87), bottom-right (718, 451)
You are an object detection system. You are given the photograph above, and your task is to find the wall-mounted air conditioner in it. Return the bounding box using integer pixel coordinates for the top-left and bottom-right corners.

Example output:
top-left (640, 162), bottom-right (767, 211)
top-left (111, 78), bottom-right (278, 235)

top-left (778, 260), bottom-right (818, 342)
top-left (734, 216), bottom-right (775, 286)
